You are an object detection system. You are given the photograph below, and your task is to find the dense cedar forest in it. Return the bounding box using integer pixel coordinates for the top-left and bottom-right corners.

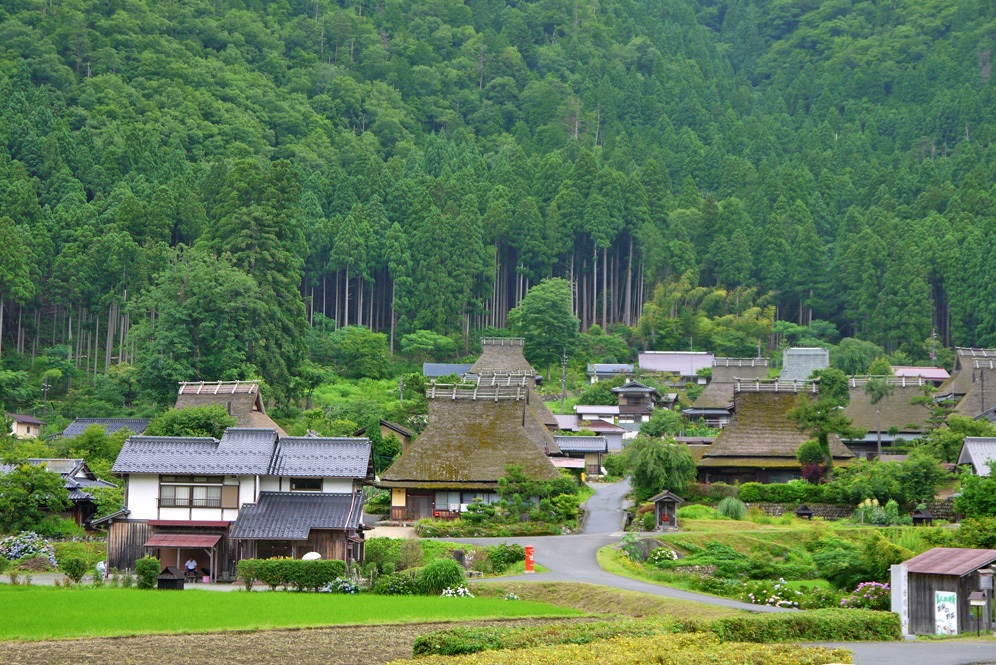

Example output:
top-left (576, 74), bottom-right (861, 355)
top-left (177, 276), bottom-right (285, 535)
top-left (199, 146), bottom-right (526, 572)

top-left (0, 0), bottom-right (995, 406)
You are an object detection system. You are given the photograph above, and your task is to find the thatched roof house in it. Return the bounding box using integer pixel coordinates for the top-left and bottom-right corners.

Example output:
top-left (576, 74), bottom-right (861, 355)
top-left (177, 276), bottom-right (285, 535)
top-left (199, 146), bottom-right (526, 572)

top-left (175, 381), bottom-right (287, 437)
top-left (380, 384), bottom-right (561, 522)
top-left (936, 348), bottom-right (996, 405)
top-left (471, 337), bottom-right (560, 433)
top-left (472, 337), bottom-right (535, 374)
top-left (685, 358), bottom-right (769, 427)
top-left (842, 376), bottom-right (931, 459)
top-left (697, 382), bottom-right (853, 484)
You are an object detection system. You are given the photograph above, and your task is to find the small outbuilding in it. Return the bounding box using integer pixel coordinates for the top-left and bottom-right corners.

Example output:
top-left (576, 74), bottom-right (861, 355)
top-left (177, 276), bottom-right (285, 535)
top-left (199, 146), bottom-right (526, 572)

top-left (647, 490), bottom-right (685, 531)
top-left (892, 547), bottom-right (996, 635)
top-left (157, 566), bottom-right (186, 590)
top-left (911, 508), bottom-right (934, 527)
top-left (795, 505), bottom-right (814, 520)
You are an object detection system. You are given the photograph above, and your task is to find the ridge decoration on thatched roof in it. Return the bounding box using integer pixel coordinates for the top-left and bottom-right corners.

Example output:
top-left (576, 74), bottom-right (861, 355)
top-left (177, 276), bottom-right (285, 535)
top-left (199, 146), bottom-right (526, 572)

top-left (714, 357), bottom-right (769, 368)
top-left (426, 384), bottom-right (529, 401)
top-left (733, 378), bottom-right (819, 394)
top-left (845, 375), bottom-right (929, 388)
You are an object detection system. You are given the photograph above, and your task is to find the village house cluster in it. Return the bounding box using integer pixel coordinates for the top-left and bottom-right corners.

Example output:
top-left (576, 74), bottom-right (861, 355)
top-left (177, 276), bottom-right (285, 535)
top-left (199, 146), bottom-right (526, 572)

top-left (7, 343), bottom-right (996, 584)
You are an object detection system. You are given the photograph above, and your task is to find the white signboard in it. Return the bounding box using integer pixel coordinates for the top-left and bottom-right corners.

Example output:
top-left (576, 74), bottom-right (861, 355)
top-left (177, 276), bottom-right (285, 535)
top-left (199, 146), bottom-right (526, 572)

top-left (935, 591), bottom-right (958, 635)
top-left (890, 564), bottom-right (909, 636)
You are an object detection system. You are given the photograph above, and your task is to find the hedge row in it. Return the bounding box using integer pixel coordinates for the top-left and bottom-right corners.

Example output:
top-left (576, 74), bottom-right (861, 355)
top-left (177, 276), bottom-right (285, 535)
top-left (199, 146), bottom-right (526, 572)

top-left (709, 609), bottom-right (901, 643)
top-left (415, 520), bottom-right (563, 538)
top-left (412, 619), bottom-right (692, 657)
top-left (413, 609), bottom-right (899, 657)
top-left (396, 633), bottom-right (852, 665)
top-left (235, 558), bottom-right (346, 591)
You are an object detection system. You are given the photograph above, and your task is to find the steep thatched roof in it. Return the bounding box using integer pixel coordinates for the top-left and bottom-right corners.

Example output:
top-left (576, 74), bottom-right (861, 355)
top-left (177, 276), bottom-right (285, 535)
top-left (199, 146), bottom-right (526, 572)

top-left (697, 391), bottom-right (853, 468)
top-left (380, 388), bottom-right (561, 487)
top-left (691, 360), bottom-right (770, 410)
top-left (939, 348), bottom-right (996, 399)
top-left (952, 361), bottom-right (996, 418)
top-left (472, 337), bottom-right (535, 374)
top-left (844, 379), bottom-right (931, 433)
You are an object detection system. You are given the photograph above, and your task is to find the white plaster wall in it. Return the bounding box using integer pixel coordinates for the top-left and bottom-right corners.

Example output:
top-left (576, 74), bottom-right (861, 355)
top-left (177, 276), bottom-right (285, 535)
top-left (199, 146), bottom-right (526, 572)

top-left (239, 476), bottom-right (257, 504)
top-left (259, 477), bottom-right (281, 492)
top-left (322, 478), bottom-right (353, 493)
top-left (127, 474), bottom-right (161, 519)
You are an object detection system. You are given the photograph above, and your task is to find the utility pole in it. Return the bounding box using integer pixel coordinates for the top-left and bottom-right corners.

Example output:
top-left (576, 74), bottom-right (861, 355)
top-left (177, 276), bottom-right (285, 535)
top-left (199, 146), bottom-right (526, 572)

top-left (560, 348), bottom-right (568, 415)
top-left (41, 380), bottom-right (51, 419)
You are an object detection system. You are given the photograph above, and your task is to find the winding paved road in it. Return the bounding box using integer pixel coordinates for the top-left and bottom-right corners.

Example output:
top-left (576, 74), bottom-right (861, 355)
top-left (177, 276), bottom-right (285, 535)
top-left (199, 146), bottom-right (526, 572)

top-left (443, 480), bottom-right (995, 665)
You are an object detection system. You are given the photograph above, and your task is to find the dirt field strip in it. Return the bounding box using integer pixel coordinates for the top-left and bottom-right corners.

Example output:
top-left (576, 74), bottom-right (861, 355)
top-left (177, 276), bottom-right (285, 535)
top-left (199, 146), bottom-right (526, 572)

top-left (0, 618), bottom-right (593, 665)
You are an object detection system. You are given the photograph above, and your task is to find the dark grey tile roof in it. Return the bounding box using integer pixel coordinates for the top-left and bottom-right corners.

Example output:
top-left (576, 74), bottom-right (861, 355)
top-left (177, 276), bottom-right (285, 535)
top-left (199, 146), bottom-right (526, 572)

top-left (423, 363), bottom-right (475, 378)
top-left (587, 364), bottom-right (633, 375)
top-left (112, 428), bottom-right (278, 475)
top-left (271, 438), bottom-right (372, 478)
top-left (112, 429), bottom-right (373, 479)
top-left (0, 458), bottom-right (116, 500)
top-left (229, 492), bottom-right (364, 540)
top-left (553, 436), bottom-right (608, 453)
top-left (62, 418), bottom-right (151, 438)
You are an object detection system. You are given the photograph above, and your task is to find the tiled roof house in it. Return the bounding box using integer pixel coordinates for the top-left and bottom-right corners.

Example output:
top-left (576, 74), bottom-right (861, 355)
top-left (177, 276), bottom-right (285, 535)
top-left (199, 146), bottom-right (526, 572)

top-left (98, 428), bottom-right (373, 579)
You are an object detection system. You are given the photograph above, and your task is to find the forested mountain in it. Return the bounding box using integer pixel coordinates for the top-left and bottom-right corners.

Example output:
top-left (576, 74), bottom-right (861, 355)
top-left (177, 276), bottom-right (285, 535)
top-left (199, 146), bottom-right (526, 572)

top-left (0, 0), bottom-right (995, 404)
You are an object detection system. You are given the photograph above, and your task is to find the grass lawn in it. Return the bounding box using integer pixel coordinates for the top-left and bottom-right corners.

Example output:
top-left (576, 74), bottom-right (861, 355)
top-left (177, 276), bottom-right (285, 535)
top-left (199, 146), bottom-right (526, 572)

top-left (494, 561), bottom-right (550, 575)
top-left (0, 586), bottom-right (581, 641)
top-left (470, 581), bottom-right (742, 620)
top-left (597, 546), bottom-right (715, 597)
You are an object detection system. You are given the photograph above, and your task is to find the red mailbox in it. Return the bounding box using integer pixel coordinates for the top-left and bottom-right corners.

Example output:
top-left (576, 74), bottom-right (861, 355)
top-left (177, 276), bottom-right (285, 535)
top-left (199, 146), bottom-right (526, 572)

top-left (524, 545), bottom-right (534, 574)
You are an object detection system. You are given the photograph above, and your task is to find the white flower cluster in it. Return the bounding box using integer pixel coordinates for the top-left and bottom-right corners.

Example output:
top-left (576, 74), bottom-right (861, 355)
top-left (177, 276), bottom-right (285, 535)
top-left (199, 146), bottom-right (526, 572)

top-left (441, 585), bottom-right (474, 597)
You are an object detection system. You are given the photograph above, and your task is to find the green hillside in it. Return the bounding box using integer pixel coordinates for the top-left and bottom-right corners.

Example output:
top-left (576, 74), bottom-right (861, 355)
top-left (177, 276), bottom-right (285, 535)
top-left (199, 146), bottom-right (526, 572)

top-left (0, 0), bottom-right (995, 406)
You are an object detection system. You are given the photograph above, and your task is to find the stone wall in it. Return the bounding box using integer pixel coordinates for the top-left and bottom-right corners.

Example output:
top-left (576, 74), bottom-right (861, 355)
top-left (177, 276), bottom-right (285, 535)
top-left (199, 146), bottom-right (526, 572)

top-left (748, 496), bottom-right (959, 522)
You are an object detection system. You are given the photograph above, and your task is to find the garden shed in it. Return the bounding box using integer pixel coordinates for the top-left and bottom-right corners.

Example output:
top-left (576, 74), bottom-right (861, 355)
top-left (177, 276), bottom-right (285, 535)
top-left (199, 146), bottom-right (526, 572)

top-left (647, 490), bottom-right (684, 530)
top-left (893, 547), bottom-right (996, 635)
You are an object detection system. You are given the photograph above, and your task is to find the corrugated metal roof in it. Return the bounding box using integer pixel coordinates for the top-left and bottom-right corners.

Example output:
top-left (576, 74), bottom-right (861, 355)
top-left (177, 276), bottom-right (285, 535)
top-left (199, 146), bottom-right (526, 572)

top-left (422, 363), bottom-right (475, 378)
top-left (892, 366), bottom-right (950, 381)
top-left (587, 364), bottom-right (633, 374)
top-left (780, 347), bottom-right (830, 381)
top-left (575, 405), bottom-right (620, 415)
top-left (638, 351), bottom-right (713, 374)
top-left (904, 547), bottom-right (996, 576)
top-left (145, 533), bottom-right (222, 548)
top-left (958, 438), bottom-right (996, 476)
top-left (229, 492), bottom-right (363, 540)
top-left (6, 412), bottom-right (44, 425)
top-left (553, 436), bottom-right (608, 453)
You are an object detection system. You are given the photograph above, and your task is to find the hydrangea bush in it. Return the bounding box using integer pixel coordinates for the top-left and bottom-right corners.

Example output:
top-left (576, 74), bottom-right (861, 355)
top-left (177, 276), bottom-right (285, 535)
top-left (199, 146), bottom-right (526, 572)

top-left (441, 585), bottom-right (474, 598)
top-left (320, 576), bottom-right (360, 594)
top-left (647, 547), bottom-right (679, 567)
top-left (0, 532), bottom-right (57, 567)
top-left (841, 581), bottom-right (890, 611)
top-left (741, 578), bottom-right (802, 608)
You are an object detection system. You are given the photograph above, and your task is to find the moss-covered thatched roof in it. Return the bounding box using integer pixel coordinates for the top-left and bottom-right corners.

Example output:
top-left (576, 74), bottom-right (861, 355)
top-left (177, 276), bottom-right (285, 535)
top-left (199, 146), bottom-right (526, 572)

top-left (844, 382), bottom-right (930, 432)
top-left (698, 391), bottom-right (853, 465)
top-left (953, 363), bottom-right (996, 418)
top-left (381, 390), bottom-right (561, 485)
top-left (692, 362), bottom-right (770, 410)
top-left (472, 338), bottom-right (535, 374)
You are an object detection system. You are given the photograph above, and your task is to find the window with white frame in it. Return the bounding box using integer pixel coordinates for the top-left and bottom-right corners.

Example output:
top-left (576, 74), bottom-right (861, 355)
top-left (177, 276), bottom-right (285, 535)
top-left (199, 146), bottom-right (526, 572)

top-left (159, 475), bottom-right (223, 507)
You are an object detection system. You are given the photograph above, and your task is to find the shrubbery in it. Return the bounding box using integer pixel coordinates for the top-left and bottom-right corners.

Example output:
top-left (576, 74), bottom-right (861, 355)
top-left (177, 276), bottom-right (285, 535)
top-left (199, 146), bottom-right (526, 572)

top-left (717, 497), bottom-right (747, 520)
top-left (374, 571), bottom-right (420, 595)
top-left (59, 556), bottom-right (89, 584)
top-left (709, 609), bottom-right (900, 642)
top-left (235, 558), bottom-right (347, 591)
top-left (484, 543), bottom-right (525, 573)
top-left (135, 556), bottom-right (160, 589)
top-left (418, 558), bottom-right (465, 595)
top-left (412, 610), bottom-right (898, 660)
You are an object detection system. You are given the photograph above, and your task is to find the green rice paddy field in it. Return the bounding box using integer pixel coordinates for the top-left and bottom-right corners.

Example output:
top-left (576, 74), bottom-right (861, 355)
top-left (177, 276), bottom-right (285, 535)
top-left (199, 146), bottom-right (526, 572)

top-left (0, 586), bottom-right (581, 641)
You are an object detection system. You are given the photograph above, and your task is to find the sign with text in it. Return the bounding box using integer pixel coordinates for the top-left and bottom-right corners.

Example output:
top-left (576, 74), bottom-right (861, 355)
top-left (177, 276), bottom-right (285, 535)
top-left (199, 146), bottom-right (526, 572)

top-left (935, 591), bottom-right (958, 635)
